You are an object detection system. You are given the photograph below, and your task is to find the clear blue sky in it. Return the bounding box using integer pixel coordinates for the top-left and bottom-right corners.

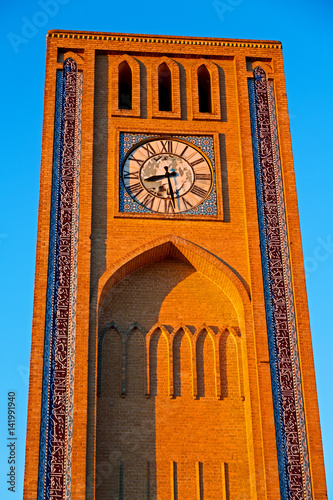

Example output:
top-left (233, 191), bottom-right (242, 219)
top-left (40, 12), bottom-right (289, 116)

top-left (1, 0), bottom-right (332, 498)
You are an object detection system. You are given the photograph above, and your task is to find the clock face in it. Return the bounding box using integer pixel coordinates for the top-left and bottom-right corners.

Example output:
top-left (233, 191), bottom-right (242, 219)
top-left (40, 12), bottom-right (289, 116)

top-left (121, 137), bottom-right (213, 214)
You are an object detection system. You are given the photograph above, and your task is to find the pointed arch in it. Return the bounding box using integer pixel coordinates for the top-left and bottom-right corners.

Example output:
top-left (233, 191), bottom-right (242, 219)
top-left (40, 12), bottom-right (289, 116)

top-left (57, 50), bottom-right (84, 69)
top-left (194, 324), bottom-right (216, 343)
top-left (191, 59), bottom-right (221, 120)
top-left (158, 62), bottom-right (172, 111)
top-left (91, 234), bottom-right (252, 446)
top-left (172, 326), bottom-right (193, 398)
top-left (228, 327), bottom-right (244, 399)
top-left (146, 323), bottom-right (170, 345)
top-left (97, 322), bottom-right (122, 395)
top-left (218, 327), bottom-right (243, 400)
top-left (111, 54), bottom-right (141, 117)
top-left (118, 60), bottom-right (132, 110)
top-left (125, 322), bottom-right (146, 341)
top-left (94, 235), bottom-right (250, 329)
top-left (195, 326), bottom-right (217, 399)
top-left (197, 64), bottom-right (212, 113)
top-left (147, 324), bottom-right (170, 398)
top-left (248, 60), bottom-right (272, 76)
top-left (170, 323), bottom-right (193, 343)
top-left (152, 57), bottom-right (181, 118)
top-left (91, 236), bottom-right (255, 497)
top-left (126, 324), bottom-right (146, 397)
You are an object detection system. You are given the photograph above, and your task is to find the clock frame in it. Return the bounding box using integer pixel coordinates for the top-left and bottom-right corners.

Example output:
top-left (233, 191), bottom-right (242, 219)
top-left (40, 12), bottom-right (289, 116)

top-left (118, 133), bottom-right (219, 217)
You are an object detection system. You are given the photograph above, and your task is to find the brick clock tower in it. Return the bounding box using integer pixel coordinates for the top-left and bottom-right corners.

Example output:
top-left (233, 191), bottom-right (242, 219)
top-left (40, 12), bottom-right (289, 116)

top-left (24, 31), bottom-right (326, 499)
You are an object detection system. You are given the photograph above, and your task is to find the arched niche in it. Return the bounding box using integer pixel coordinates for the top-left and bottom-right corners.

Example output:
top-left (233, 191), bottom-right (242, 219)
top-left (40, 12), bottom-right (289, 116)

top-left (191, 59), bottom-right (221, 120)
top-left (90, 236), bottom-right (255, 499)
top-left (247, 60), bottom-right (273, 76)
top-left (195, 328), bottom-right (215, 398)
top-left (111, 54), bottom-right (141, 117)
top-left (57, 50), bottom-right (84, 69)
top-left (118, 60), bottom-right (132, 110)
top-left (197, 64), bottom-right (212, 113)
top-left (95, 235), bottom-right (250, 329)
top-left (158, 62), bottom-right (172, 111)
top-left (151, 57), bottom-right (181, 119)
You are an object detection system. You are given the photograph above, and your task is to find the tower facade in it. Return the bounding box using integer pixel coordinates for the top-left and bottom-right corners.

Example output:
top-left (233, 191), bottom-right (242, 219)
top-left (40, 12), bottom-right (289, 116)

top-left (24, 31), bottom-right (327, 499)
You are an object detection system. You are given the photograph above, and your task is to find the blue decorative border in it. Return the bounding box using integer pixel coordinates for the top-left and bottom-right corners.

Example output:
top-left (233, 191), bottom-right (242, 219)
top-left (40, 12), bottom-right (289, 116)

top-left (65, 69), bottom-right (83, 500)
top-left (248, 77), bottom-right (288, 496)
top-left (248, 70), bottom-right (312, 499)
top-left (37, 60), bottom-right (82, 500)
top-left (119, 133), bottom-right (218, 216)
top-left (38, 69), bottom-right (63, 499)
top-left (268, 81), bottom-right (312, 500)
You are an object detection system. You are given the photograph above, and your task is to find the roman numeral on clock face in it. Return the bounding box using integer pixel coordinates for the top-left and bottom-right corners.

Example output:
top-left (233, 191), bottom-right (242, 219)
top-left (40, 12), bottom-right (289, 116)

top-left (141, 142), bottom-right (156, 157)
top-left (164, 199), bottom-right (175, 213)
top-left (191, 185), bottom-right (208, 198)
top-left (130, 182), bottom-right (144, 197)
top-left (159, 140), bottom-right (173, 154)
top-left (140, 193), bottom-right (155, 210)
top-left (179, 145), bottom-right (188, 157)
top-left (195, 173), bottom-right (211, 181)
top-left (181, 196), bottom-right (193, 211)
top-left (129, 155), bottom-right (144, 166)
top-left (190, 157), bottom-right (205, 167)
top-left (123, 169), bottom-right (139, 180)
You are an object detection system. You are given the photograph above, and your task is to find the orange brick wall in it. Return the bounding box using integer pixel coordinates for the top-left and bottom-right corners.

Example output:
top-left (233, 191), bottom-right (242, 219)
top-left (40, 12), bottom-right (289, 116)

top-left (24, 31), bottom-right (327, 500)
top-left (96, 259), bottom-right (249, 498)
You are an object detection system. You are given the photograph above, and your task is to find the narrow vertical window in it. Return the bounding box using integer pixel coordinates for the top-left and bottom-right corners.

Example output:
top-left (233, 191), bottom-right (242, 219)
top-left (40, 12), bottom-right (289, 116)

top-left (198, 65), bottom-right (212, 113)
top-left (158, 63), bottom-right (172, 111)
top-left (118, 61), bottom-right (132, 110)
top-left (196, 462), bottom-right (204, 500)
top-left (119, 461), bottom-right (124, 500)
top-left (171, 461), bottom-right (178, 500)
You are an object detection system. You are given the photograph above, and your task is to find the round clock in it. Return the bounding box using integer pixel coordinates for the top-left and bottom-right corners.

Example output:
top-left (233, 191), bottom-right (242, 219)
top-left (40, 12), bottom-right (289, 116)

top-left (121, 137), bottom-right (213, 214)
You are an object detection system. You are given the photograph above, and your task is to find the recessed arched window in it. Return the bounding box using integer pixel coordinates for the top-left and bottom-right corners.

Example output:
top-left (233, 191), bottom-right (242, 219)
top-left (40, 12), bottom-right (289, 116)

top-left (158, 63), bottom-right (172, 112)
top-left (198, 65), bottom-right (212, 113)
top-left (118, 61), bottom-right (132, 110)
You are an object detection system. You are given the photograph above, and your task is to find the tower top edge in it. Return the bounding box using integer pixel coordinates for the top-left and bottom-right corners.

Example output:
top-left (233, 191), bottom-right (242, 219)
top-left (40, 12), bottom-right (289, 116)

top-left (46, 30), bottom-right (282, 49)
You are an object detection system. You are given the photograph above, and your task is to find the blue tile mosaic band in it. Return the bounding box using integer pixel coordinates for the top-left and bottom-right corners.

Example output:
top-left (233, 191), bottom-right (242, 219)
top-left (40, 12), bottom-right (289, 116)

top-left (119, 133), bottom-right (217, 216)
top-left (38, 58), bottom-right (82, 500)
top-left (248, 67), bottom-right (311, 500)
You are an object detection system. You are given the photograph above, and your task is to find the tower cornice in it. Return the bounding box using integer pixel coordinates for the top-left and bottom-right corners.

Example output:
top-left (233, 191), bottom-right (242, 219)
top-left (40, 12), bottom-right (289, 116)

top-left (47, 29), bottom-right (282, 50)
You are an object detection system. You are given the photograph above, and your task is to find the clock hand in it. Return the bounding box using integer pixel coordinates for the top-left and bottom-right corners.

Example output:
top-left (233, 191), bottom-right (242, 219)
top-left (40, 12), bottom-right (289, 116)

top-left (165, 167), bottom-right (176, 208)
top-left (144, 171), bottom-right (177, 182)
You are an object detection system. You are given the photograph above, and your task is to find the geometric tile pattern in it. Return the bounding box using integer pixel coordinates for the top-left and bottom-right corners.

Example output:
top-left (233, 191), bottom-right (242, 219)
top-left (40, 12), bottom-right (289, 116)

top-left (37, 58), bottom-right (82, 500)
top-left (119, 132), bottom-right (218, 216)
top-left (248, 67), bottom-right (312, 500)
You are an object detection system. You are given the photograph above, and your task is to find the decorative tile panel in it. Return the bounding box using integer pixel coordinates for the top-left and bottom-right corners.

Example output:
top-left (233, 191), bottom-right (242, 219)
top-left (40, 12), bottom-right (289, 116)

top-left (119, 133), bottom-right (218, 216)
top-left (38, 58), bottom-right (82, 500)
top-left (248, 67), bottom-right (311, 500)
